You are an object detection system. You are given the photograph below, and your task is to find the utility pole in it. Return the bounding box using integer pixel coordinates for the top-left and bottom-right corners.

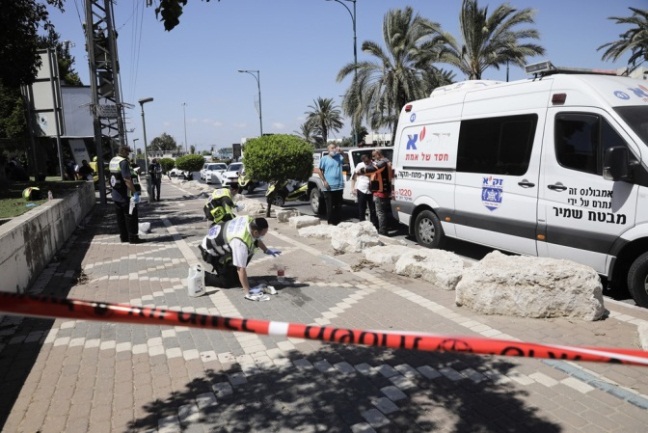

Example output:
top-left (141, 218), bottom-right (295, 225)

top-left (83, 0), bottom-right (128, 204)
top-left (182, 102), bottom-right (188, 153)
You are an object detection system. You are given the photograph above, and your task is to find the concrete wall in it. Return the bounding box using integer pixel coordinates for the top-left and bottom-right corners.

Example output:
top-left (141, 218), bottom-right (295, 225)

top-left (0, 182), bottom-right (95, 293)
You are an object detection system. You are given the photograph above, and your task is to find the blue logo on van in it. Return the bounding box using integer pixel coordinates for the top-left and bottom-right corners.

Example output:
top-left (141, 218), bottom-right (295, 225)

top-left (482, 177), bottom-right (503, 211)
top-left (410, 113), bottom-right (416, 122)
top-left (614, 91), bottom-right (630, 100)
top-left (406, 134), bottom-right (418, 150)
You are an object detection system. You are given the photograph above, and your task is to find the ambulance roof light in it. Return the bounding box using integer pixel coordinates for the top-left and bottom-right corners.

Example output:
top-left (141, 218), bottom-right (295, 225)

top-left (525, 61), bottom-right (555, 75)
top-left (525, 60), bottom-right (619, 78)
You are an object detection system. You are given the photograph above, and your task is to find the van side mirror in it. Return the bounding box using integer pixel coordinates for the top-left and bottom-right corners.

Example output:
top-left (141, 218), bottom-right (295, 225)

top-left (603, 147), bottom-right (629, 181)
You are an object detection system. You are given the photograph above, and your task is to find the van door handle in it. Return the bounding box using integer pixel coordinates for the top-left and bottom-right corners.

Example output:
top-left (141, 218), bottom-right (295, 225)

top-left (518, 180), bottom-right (535, 188)
top-left (547, 183), bottom-right (568, 191)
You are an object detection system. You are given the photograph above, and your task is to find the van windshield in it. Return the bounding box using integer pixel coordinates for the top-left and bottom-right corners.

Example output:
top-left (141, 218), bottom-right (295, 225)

top-left (614, 106), bottom-right (648, 146)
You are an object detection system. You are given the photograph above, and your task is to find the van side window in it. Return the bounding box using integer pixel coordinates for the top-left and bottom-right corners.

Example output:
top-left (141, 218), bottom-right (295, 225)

top-left (555, 113), bottom-right (632, 175)
top-left (457, 114), bottom-right (537, 175)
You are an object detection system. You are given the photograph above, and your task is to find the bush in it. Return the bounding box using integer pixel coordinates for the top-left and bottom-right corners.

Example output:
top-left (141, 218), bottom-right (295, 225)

top-left (175, 154), bottom-right (205, 172)
top-left (159, 157), bottom-right (175, 173)
top-left (243, 135), bottom-right (314, 182)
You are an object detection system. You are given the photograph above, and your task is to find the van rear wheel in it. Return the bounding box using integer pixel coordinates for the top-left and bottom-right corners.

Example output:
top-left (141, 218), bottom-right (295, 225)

top-left (627, 252), bottom-right (648, 308)
top-left (414, 210), bottom-right (445, 249)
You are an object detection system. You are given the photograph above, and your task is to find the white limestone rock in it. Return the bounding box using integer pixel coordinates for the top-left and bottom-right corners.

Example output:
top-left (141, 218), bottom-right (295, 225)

top-left (238, 199), bottom-right (266, 216)
top-left (363, 245), bottom-right (412, 265)
top-left (330, 221), bottom-right (382, 254)
top-left (290, 215), bottom-right (321, 229)
top-left (276, 208), bottom-right (301, 223)
top-left (394, 249), bottom-right (465, 290)
top-left (455, 250), bottom-right (606, 320)
top-left (298, 224), bottom-right (334, 239)
top-left (638, 321), bottom-right (648, 351)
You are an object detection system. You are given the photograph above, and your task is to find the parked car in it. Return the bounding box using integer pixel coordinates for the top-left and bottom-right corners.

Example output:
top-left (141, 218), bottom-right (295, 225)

top-left (200, 163), bottom-right (228, 184)
top-left (221, 162), bottom-right (244, 186)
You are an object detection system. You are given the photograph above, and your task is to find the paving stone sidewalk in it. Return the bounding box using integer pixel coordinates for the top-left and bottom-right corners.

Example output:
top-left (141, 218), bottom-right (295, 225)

top-left (1, 178), bottom-right (648, 433)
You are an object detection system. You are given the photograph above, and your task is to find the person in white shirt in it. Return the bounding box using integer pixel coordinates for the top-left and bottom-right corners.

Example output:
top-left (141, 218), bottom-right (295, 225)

top-left (351, 154), bottom-right (377, 228)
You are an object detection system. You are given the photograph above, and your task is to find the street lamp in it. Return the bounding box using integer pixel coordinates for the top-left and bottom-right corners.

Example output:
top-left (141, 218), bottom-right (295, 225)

top-left (132, 138), bottom-right (139, 160)
top-left (327, 0), bottom-right (357, 147)
top-left (238, 69), bottom-right (263, 136)
top-left (138, 97), bottom-right (154, 197)
top-left (182, 102), bottom-right (188, 154)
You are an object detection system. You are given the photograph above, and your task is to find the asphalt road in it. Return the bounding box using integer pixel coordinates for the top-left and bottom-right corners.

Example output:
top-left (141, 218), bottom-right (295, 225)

top-left (196, 178), bottom-right (637, 307)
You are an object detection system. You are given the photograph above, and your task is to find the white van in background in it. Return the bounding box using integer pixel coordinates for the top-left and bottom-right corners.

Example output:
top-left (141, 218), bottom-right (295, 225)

top-left (391, 62), bottom-right (648, 307)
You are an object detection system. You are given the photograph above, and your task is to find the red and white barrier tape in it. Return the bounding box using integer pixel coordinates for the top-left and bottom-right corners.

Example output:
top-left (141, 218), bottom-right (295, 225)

top-left (1, 292), bottom-right (647, 366)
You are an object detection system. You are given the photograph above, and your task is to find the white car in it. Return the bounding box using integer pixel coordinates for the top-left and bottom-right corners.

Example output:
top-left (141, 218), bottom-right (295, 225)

top-left (220, 162), bottom-right (243, 186)
top-left (200, 163), bottom-right (228, 184)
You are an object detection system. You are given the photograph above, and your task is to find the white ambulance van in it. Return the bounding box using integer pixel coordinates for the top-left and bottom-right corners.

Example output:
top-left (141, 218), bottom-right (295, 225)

top-left (391, 62), bottom-right (648, 307)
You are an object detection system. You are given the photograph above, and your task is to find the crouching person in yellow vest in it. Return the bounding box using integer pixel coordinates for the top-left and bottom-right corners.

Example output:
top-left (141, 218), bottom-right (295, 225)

top-left (198, 216), bottom-right (281, 301)
top-left (203, 182), bottom-right (239, 225)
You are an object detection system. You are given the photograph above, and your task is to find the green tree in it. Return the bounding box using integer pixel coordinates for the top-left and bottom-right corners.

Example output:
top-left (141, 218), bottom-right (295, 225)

top-left (155, 0), bottom-right (220, 31)
top-left (242, 134), bottom-right (313, 217)
top-left (0, 83), bottom-right (28, 151)
top-left (174, 154), bottom-right (204, 179)
top-left (436, 0), bottom-right (545, 80)
top-left (304, 97), bottom-right (343, 146)
top-left (37, 27), bottom-right (82, 86)
top-left (159, 157), bottom-right (175, 174)
top-left (0, 0), bottom-right (63, 87)
top-left (598, 7), bottom-right (648, 72)
top-left (149, 133), bottom-right (178, 153)
top-left (337, 7), bottom-right (454, 140)
top-left (294, 122), bottom-right (319, 147)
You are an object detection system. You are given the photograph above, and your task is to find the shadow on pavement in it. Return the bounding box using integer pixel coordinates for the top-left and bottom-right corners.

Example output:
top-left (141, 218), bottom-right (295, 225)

top-left (127, 345), bottom-right (561, 433)
top-left (0, 207), bottom-right (101, 430)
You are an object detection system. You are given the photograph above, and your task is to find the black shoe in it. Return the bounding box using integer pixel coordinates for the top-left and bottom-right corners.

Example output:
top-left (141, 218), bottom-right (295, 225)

top-left (129, 237), bottom-right (145, 244)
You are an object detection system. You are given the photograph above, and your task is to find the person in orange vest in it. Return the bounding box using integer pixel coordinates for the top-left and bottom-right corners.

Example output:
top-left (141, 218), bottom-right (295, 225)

top-left (359, 149), bottom-right (393, 235)
top-left (351, 153), bottom-right (377, 228)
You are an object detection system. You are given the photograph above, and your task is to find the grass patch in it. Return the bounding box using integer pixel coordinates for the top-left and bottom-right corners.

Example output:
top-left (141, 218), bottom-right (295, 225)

top-left (0, 177), bottom-right (88, 219)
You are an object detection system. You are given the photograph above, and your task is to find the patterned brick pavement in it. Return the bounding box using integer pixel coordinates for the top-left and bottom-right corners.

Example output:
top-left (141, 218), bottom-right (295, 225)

top-left (1, 178), bottom-right (648, 432)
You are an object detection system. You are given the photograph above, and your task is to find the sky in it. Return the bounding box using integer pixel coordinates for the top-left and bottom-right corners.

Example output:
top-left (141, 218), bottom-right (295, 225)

top-left (47, 0), bottom-right (646, 153)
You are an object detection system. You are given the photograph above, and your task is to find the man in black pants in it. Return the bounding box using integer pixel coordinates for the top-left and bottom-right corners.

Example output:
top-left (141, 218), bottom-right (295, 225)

top-left (149, 158), bottom-right (163, 201)
top-left (313, 144), bottom-right (345, 225)
top-left (108, 145), bottom-right (144, 244)
top-left (360, 149), bottom-right (393, 235)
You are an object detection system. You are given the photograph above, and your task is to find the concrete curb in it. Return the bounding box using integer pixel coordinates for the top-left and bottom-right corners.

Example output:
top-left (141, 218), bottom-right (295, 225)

top-left (0, 182), bottom-right (95, 294)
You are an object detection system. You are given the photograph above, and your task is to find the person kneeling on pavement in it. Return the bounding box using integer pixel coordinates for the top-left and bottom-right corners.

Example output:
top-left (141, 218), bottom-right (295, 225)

top-left (198, 216), bottom-right (281, 301)
top-left (203, 183), bottom-right (239, 225)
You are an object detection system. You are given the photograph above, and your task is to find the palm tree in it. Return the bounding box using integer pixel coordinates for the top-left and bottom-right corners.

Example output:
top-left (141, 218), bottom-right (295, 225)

top-left (294, 121), bottom-right (318, 146)
top-left (435, 0), bottom-right (545, 80)
top-left (598, 7), bottom-right (648, 73)
top-left (304, 97), bottom-right (343, 146)
top-left (337, 7), bottom-right (454, 140)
